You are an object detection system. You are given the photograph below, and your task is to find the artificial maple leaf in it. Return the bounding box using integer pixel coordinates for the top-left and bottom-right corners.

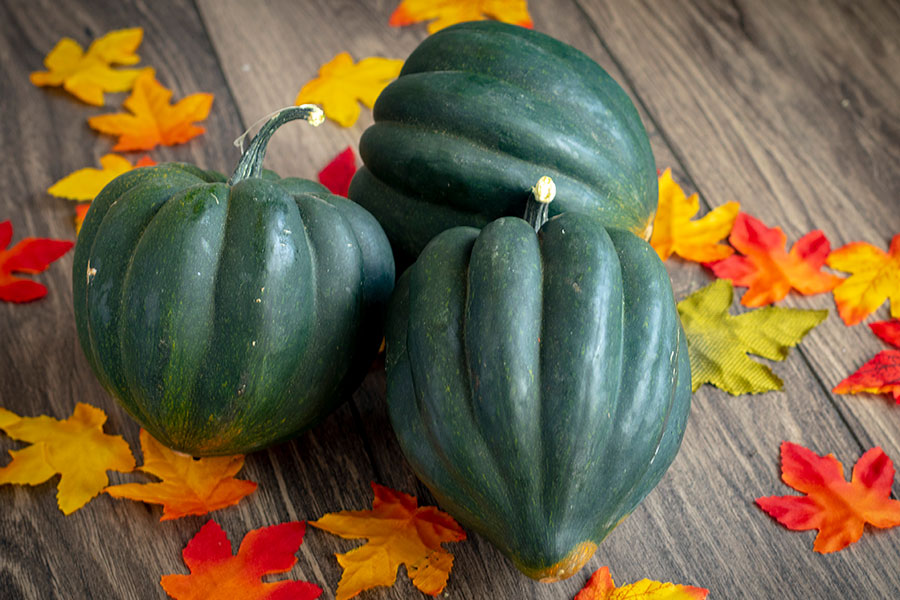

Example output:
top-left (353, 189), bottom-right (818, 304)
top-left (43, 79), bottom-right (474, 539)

top-left (575, 566), bottom-right (708, 600)
top-left (74, 204), bottom-right (91, 236)
top-left (0, 220), bottom-right (74, 303)
top-left (0, 403), bottom-right (134, 514)
top-left (160, 520), bottom-right (321, 600)
top-left (30, 28), bottom-right (146, 106)
top-left (708, 212), bottom-right (840, 306)
top-left (832, 321), bottom-right (900, 402)
top-left (756, 441), bottom-right (900, 553)
top-left (677, 279), bottom-right (827, 394)
top-left (318, 147), bottom-right (356, 197)
top-left (650, 168), bottom-right (739, 263)
top-left (88, 70), bottom-right (214, 151)
top-left (833, 350), bottom-right (900, 403)
top-left (871, 319), bottom-right (900, 347)
top-left (49, 154), bottom-right (155, 201)
top-left (826, 234), bottom-right (900, 326)
top-left (310, 482), bottom-right (466, 600)
top-left (389, 0), bottom-right (534, 33)
top-left (295, 53), bottom-right (402, 127)
top-left (104, 429), bottom-right (257, 520)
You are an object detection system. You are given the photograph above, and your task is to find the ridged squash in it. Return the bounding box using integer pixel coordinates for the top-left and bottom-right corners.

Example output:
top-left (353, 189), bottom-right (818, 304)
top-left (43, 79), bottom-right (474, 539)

top-left (73, 106), bottom-right (394, 455)
top-left (350, 21), bottom-right (657, 260)
top-left (385, 179), bottom-right (690, 580)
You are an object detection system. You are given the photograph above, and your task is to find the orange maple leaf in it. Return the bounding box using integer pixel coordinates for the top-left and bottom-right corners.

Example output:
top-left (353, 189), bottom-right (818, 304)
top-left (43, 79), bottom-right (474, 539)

top-left (0, 403), bottom-right (134, 514)
top-left (74, 204), bottom-right (91, 236)
top-left (310, 482), bottom-right (466, 600)
top-left (390, 0), bottom-right (534, 34)
top-left (104, 429), bottom-right (257, 520)
top-left (826, 234), bottom-right (900, 326)
top-left (708, 212), bottom-right (840, 306)
top-left (160, 520), bottom-right (321, 600)
top-left (832, 319), bottom-right (900, 402)
top-left (295, 53), bottom-right (403, 127)
top-left (756, 441), bottom-right (900, 553)
top-left (88, 70), bottom-right (213, 151)
top-left (30, 28), bottom-right (146, 106)
top-left (0, 220), bottom-right (74, 302)
top-left (575, 566), bottom-right (708, 600)
top-left (49, 154), bottom-right (155, 201)
top-left (650, 168), bottom-right (740, 262)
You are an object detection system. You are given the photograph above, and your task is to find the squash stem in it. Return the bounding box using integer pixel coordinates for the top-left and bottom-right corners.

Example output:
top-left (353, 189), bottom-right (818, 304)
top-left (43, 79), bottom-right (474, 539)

top-left (523, 176), bottom-right (556, 232)
top-left (228, 104), bottom-right (324, 184)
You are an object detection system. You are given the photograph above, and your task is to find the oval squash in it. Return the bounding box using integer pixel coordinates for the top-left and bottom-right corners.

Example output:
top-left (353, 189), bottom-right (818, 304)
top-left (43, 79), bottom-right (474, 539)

top-left (350, 20), bottom-right (657, 260)
top-left (385, 181), bottom-right (690, 580)
top-left (73, 106), bottom-right (394, 455)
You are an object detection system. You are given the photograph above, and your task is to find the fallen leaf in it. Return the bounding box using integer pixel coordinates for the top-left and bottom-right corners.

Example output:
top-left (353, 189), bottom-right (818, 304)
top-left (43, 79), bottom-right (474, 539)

top-left (708, 212), bottom-right (840, 306)
top-left (389, 0), bottom-right (534, 33)
top-left (871, 319), bottom-right (900, 347)
top-left (0, 403), bottom-right (134, 514)
top-left (826, 234), bottom-right (900, 326)
top-left (295, 53), bottom-right (402, 127)
top-left (88, 70), bottom-right (214, 151)
top-left (160, 520), bottom-right (321, 600)
top-left (105, 429), bottom-right (257, 520)
top-left (30, 28), bottom-right (146, 106)
top-left (318, 147), bottom-right (356, 196)
top-left (650, 168), bottom-right (739, 262)
top-left (833, 350), bottom-right (900, 403)
top-left (74, 204), bottom-right (91, 236)
top-left (310, 482), bottom-right (466, 600)
top-left (49, 154), bottom-right (156, 201)
top-left (756, 441), bottom-right (900, 553)
top-left (0, 220), bottom-right (74, 303)
top-left (575, 566), bottom-right (708, 600)
top-left (677, 279), bottom-right (827, 394)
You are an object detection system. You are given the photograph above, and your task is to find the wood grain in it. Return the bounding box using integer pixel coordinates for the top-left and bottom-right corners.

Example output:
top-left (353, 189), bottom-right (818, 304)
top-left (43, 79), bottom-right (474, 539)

top-left (1, 0), bottom-right (898, 598)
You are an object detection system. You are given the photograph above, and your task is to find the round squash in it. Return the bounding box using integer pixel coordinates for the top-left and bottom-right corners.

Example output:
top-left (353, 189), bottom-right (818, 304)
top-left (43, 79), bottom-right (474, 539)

top-left (73, 106), bottom-right (394, 455)
top-left (385, 180), bottom-right (690, 580)
top-left (350, 20), bottom-right (657, 260)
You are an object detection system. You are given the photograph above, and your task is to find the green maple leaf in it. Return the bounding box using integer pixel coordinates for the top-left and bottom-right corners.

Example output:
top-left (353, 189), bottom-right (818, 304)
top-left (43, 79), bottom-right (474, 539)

top-left (677, 279), bottom-right (827, 394)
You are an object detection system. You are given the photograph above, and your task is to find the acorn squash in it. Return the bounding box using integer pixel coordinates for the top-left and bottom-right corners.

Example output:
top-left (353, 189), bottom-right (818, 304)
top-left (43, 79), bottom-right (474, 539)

top-left (350, 20), bottom-right (657, 260)
top-left (385, 179), bottom-right (690, 580)
top-left (73, 106), bottom-right (394, 455)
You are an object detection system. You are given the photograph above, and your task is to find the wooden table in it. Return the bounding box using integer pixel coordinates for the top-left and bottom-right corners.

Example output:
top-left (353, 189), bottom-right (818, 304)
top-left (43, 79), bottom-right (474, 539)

top-left (2, 0), bottom-right (898, 598)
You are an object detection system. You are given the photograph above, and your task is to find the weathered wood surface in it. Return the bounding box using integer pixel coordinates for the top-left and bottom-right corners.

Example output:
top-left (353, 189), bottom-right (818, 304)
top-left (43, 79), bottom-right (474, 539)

top-left (1, 0), bottom-right (898, 598)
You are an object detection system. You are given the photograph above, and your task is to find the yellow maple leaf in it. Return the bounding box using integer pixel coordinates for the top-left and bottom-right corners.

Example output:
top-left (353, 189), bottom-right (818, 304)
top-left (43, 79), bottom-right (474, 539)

top-left (104, 429), bottom-right (257, 520)
top-left (310, 482), bottom-right (466, 600)
top-left (0, 403), bottom-right (135, 514)
top-left (30, 28), bottom-right (147, 106)
top-left (575, 566), bottom-right (708, 599)
top-left (49, 154), bottom-right (156, 201)
top-left (88, 70), bottom-right (214, 151)
top-left (650, 168), bottom-right (740, 262)
top-left (295, 52), bottom-right (403, 127)
top-left (390, 0), bottom-right (534, 34)
top-left (677, 279), bottom-right (827, 394)
top-left (826, 234), bottom-right (900, 326)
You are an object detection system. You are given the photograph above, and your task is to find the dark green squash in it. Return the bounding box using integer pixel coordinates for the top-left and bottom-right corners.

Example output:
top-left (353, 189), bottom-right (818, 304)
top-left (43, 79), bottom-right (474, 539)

top-left (73, 106), bottom-right (394, 456)
top-left (385, 179), bottom-right (691, 580)
top-left (350, 20), bottom-right (657, 260)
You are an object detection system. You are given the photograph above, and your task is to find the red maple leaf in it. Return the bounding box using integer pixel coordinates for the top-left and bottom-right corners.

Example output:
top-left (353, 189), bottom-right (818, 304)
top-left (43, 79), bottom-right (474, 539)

top-left (160, 520), bottom-right (321, 600)
top-left (318, 146), bottom-right (356, 197)
top-left (871, 319), bottom-right (900, 348)
top-left (0, 220), bottom-right (74, 302)
top-left (833, 319), bottom-right (900, 402)
top-left (756, 442), bottom-right (900, 552)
